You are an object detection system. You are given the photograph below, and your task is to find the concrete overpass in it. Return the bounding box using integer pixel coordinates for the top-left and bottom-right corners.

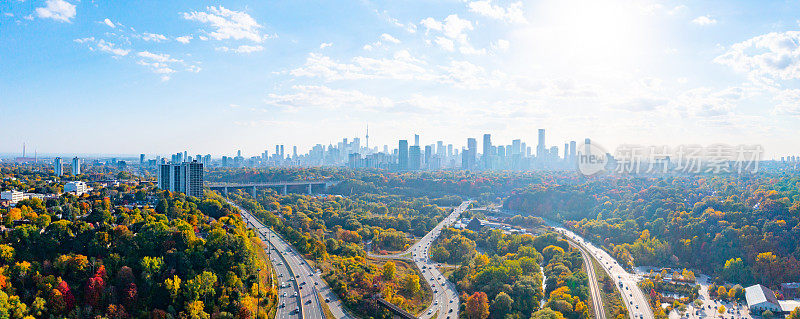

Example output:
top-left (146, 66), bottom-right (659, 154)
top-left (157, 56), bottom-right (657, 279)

top-left (205, 180), bottom-right (341, 196)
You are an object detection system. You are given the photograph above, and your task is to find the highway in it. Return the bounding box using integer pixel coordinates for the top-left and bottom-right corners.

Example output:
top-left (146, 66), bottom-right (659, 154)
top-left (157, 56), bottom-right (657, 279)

top-left (568, 236), bottom-right (606, 319)
top-left (373, 201), bottom-right (470, 319)
top-left (551, 225), bottom-right (653, 319)
top-left (229, 200), bottom-right (354, 319)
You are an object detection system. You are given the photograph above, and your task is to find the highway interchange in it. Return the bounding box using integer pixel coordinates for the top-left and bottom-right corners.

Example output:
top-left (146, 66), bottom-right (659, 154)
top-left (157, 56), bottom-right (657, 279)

top-left (376, 201), bottom-right (470, 319)
top-left (231, 196), bottom-right (649, 319)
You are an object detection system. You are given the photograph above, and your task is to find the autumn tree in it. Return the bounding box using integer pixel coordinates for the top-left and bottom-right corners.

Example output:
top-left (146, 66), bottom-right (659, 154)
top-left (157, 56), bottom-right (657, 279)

top-left (382, 261), bottom-right (396, 281)
top-left (401, 274), bottom-right (420, 298)
top-left (466, 291), bottom-right (490, 319)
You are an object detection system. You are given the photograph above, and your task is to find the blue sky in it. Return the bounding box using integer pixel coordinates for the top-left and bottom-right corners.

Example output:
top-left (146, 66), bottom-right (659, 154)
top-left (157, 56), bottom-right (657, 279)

top-left (1, 0), bottom-right (799, 158)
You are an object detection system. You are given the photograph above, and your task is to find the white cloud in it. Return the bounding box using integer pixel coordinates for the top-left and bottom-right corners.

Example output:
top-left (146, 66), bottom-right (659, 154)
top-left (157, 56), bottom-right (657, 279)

top-left (73, 37), bottom-right (95, 44)
top-left (467, 0), bottom-right (527, 24)
top-left (136, 51), bottom-right (201, 80)
top-left (138, 51), bottom-right (180, 63)
top-left (380, 33), bottom-right (401, 44)
top-left (35, 0), bottom-right (76, 23)
top-left (439, 60), bottom-right (504, 89)
top-left (182, 6), bottom-right (265, 42)
top-left (714, 31), bottom-right (800, 82)
top-left (420, 14), bottom-right (480, 53)
top-left (102, 18), bottom-right (115, 28)
top-left (176, 35), bottom-right (193, 44)
top-left (692, 15), bottom-right (717, 26)
top-left (94, 39), bottom-right (129, 56)
top-left (459, 44), bottom-right (486, 55)
top-left (320, 42), bottom-right (332, 49)
top-left (441, 15), bottom-right (473, 39)
top-left (668, 5), bottom-right (688, 15)
top-left (676, 87), bottom-right (753, 117)
top-left (265, 85), bottom-right (394, 110)
top-left (435, 37), bottom-right (455, 51)
top-left (419, 17), bottom-right (442, 33)
top-left (140, 32), bottom-right (167, 42)
top-left (773, 89), bottom-right (800, 116)
top-left (492, 39), bottom-right (510, 51)
top-left (216, 45), bottom-right (264, 54)
top-left (4, 13), bottom-right (13, 17)
top-left (290, 52), bottom-right (432, 82)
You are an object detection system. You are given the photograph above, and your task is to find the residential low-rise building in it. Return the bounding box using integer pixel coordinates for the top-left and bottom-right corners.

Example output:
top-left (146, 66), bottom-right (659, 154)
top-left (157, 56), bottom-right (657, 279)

top-left (65, 181), bottom-right (88, 195)
top-left (0, 190), bottom-right (23, 204)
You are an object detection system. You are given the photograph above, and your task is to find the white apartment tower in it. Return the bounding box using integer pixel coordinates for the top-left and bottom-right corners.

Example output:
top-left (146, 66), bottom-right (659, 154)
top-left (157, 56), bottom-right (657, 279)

top-left (158, 161), bottom-right (204, 197)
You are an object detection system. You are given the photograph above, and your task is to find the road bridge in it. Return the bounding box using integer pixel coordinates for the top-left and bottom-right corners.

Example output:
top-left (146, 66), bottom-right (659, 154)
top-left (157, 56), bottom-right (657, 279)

top-left (377, 298), bottom-right (418, 319)
top-left (206, 180), bottom-right (341, 196)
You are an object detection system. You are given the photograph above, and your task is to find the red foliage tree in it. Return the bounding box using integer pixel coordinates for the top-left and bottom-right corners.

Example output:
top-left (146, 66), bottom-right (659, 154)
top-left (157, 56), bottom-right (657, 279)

top-left (57, 280), bottom-right (75, 310)
top-left (122, 283), bottom-right (137, 310)
top-left (85, 274), bottom-right (104, 308)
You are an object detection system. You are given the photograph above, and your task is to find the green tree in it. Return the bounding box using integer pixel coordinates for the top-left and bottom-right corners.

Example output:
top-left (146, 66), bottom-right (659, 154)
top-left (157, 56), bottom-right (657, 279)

top-left (401, 274), bottom-right (421, 297)
top-left (531, 308), bottom-right (566, 319)
top-left (382, 261), bottom-right (396, 281)
top-left (490, 292), bottom-right (514, 318)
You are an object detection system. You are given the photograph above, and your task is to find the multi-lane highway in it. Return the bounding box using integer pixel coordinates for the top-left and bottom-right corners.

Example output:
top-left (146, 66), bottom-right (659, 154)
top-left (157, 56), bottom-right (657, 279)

top-left (372, 201), bottom-right (470, 319)
top-left (231, 200), bottom-right (304, 319)
top-left (568, 236), bottom-right (606, 319)
top-left (551, 225), bottom-right (654, 319)
top-left (229, 200), bottom-right (354, 319)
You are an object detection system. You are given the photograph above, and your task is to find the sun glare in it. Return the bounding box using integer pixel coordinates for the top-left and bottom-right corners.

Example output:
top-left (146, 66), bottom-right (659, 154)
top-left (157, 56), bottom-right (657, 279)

top-left (515, 0), bottom-right (655, 75)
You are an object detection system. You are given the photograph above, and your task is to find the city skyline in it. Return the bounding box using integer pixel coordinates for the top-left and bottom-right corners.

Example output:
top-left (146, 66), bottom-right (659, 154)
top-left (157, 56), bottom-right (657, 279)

top-left (3, 0), bottom-right (800, 157)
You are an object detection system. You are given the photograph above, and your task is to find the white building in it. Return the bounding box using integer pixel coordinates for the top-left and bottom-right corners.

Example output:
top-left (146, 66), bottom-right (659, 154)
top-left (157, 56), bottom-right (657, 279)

top-left (64, 181), bottom-right (88, 195)
top-left (745, 284), bottom-right (800, 314)
top-left (71, 157), bottom-right (81, 175)
top-left (0, 190), bottom-right (23, 204)
top-left (158, 161), bottom-right (204, 197)
top-left (54, 157), bottom-right (63, 176)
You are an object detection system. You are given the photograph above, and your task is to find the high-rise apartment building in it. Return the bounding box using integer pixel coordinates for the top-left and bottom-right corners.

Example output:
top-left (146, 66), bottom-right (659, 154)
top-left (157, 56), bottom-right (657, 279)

top-left (398, 140), bottom-right (409, 170)
top-left (464, 138), bottom-right (477, 169)
top-left (54, 157), bottom-right (63, 176)
top-left (569, 141), bottom-right (577, 161)
top-left (71, 157), bottom-right (81, 175)
top-left (414, 134), bottom-right (420, 146)
top-left (537, 129), bottom-right (546, 158)
top-left (482, 134), bottom-right (492, 157)
top-left (409, 145), bottom-right (421, 170)
top-left (158, 161), bottom-right (204, 197)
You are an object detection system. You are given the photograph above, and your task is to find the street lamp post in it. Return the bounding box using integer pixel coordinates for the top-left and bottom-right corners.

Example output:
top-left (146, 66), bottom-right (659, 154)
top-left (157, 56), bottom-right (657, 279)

top-left (256, 268), bottom-right (261, 318)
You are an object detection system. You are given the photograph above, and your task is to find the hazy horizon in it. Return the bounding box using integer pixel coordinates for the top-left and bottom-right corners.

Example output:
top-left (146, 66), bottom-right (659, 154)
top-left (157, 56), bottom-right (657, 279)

top-left (2, 0), bottom-right (800, 158)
